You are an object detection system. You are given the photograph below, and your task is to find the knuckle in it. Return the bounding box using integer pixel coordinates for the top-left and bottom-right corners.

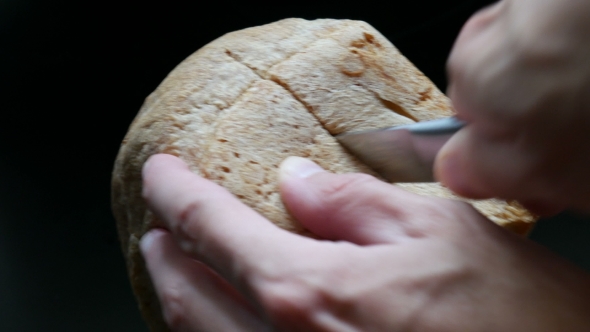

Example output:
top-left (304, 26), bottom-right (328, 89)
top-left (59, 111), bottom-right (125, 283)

top-left (172, 200), bottom-right (201, 236)
top-left (318, 173), bottom-right (409, 223)
top-left (440, 199), bottom-right (477, 224)
top-left (433, 199), bottom-right (486, 236)
top-left (253, 261), bottom-right (342, 325)
top-left (259, 279), bottom-right (318, 324)
top-left (318, 173), bottom-right (380, 207)
top-left (158, 284), bottom-right (188, 330)
top-left (255, 260), bottom-right (358, 327)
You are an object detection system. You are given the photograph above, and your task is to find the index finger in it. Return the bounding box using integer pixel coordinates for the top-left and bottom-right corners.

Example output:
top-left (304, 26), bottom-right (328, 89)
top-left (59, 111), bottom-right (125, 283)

top-left (142, 154), bottom-right (307, 294)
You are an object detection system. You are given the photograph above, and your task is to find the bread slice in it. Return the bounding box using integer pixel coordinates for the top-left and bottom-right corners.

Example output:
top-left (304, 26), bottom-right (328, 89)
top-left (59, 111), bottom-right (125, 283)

top-left (111, 18), bottom-right (537, 331)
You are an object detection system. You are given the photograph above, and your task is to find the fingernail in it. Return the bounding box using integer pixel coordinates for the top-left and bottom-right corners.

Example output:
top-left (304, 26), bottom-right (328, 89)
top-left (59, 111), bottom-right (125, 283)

top-left (139, 228), bottom-right (164, 255)
top-left (280, 156), bottom-right (325, 179)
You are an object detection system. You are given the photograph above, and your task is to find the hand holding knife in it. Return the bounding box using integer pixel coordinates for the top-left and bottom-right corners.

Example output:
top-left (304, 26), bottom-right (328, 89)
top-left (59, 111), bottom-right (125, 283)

top-left (336, 117), bottom-right (465, 183)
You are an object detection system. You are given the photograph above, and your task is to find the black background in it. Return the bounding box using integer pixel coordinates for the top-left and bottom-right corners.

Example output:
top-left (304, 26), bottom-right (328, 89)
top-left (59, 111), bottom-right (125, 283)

top-left (1, 0), bottom-right (589, 331)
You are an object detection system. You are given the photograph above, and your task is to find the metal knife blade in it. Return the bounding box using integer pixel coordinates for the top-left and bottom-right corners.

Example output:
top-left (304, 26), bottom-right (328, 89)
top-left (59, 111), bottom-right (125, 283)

top-left (336, 117), bottom-right (465, 182)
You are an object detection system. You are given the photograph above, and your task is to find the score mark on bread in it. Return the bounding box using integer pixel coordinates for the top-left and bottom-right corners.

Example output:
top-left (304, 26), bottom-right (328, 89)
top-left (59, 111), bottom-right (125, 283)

top-left (111, 18), bottom-right (536, 331)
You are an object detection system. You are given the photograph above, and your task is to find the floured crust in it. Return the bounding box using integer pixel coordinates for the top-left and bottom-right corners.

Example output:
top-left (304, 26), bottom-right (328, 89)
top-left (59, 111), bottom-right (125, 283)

top-left (111, 18), bottom-right (537, 331)
top-left (396, 183), bottom-right (536, 234)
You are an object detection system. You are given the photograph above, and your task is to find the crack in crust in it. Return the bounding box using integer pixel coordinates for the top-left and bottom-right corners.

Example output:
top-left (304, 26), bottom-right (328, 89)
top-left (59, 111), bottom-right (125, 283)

top-left (225, 48), bottom-right (348, 149)
top-left (223, 24), bottom-right (419, 130)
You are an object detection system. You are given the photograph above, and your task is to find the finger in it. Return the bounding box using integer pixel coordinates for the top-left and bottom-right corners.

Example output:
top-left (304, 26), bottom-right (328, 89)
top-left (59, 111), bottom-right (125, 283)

top-left (435, 121), bottom-right (574, 216)
top-left (446, 1), bottom-right (506, 124)
top-left (435, 125), bottom-right (534, 199)
top-left (142, 154), bottom-right (308, 296)
top-left (452, 1), bottom-right (503, 48)
top-left (434, 125), bottom-right (555, 203)
top-left (434, 128), bottom-right (495, 199)
top-left (279, 157), bottom-right (469, 245)
top-left (140, 229), bottom-right (265, 332)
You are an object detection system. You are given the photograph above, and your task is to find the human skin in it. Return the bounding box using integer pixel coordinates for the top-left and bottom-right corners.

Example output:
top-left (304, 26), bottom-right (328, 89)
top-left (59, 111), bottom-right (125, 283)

top-left (140, 154), bottom-right (590, 331)
top-left (436, 0), bottom-right (590, 215)
top-left (138, 0), bottom-right (590, 329)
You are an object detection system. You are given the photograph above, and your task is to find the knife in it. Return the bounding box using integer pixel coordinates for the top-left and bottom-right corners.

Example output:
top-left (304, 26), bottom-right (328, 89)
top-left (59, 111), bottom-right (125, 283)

top-left (336, 117), bottom-right (465, 182)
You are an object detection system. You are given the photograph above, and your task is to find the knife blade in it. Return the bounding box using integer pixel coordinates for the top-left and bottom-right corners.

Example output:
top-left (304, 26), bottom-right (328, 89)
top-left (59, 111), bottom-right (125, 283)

top-left (336, 117), bottom-right (465, 182)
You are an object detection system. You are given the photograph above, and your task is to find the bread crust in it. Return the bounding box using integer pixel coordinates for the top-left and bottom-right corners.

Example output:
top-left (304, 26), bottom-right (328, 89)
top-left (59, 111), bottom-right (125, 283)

top-left (111, 18), bottom-right (537, 331)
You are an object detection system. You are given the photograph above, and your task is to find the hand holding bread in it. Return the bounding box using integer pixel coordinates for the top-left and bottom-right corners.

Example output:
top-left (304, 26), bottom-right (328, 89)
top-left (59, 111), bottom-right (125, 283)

top-left (140, 154), bottom-right (590, 331)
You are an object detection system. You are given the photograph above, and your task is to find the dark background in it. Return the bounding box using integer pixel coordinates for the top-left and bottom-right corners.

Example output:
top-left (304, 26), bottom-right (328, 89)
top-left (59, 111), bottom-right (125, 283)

top-left (1, 0), bottom-right (589, 331)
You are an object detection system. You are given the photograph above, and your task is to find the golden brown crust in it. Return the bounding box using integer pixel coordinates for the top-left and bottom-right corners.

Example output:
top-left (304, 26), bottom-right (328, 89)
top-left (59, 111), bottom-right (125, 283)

top-left (111, 18), bottom-right (537, 331)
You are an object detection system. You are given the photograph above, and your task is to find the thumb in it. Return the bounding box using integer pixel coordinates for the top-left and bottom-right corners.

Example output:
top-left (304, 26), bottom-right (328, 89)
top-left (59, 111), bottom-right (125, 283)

top-left (434, 125), bottom-right (543, 202)
top-left (278, 157), bottom-right (464, 245)
top-left (435, 129), bottom-right (570, 216)
top-left (434, 127), bottom-right (495, 199)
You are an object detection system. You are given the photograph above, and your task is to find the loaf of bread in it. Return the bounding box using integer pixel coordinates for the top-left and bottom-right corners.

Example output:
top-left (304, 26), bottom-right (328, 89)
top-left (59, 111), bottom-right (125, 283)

top-left (111, 18), bottom-right (537, 331)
